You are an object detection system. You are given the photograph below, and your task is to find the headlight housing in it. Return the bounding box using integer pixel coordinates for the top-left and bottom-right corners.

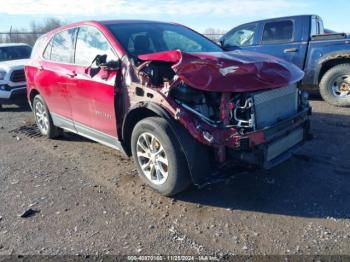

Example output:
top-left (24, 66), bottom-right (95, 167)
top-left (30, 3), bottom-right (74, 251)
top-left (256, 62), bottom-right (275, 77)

top-left (0, 70), bottom-right (7, 80)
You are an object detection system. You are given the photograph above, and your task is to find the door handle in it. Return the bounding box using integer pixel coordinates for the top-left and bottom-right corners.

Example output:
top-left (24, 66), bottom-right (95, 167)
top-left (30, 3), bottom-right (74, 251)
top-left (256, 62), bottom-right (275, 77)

top-left (284, 48), bottom-right (298, 53)
top-left (66, 71), bottom-right (77, 78)
top-left (39, 65), bottom-right (44, 71)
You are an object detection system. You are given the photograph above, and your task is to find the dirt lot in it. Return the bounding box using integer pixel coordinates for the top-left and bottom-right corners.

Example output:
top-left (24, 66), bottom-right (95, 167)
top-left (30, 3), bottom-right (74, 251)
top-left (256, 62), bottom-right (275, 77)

top-left (0, 98), bottom-right (350, 257)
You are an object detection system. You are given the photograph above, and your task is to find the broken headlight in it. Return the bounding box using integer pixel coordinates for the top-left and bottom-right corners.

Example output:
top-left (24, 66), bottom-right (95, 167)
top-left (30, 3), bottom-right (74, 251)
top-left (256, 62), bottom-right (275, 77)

top-left (228, 96), bottom-right (255, 133)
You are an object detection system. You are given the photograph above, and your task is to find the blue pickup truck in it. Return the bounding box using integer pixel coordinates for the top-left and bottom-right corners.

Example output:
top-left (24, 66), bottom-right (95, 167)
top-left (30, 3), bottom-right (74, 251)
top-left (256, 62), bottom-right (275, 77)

top-left (220, 15), bottom-right (350, 107)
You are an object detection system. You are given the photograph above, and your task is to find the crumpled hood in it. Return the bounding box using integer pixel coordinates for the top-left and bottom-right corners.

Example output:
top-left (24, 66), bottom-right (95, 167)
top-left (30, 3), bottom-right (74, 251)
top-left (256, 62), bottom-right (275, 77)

top-left (138, 50), bottom-right (304, 92)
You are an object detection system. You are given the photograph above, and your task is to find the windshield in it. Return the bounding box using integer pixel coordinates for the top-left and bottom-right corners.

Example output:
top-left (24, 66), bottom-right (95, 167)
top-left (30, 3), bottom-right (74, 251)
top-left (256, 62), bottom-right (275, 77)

top-left (106, 23), bottom-right (222, 57)
top-left (0, 45), bottom-right (32, 62)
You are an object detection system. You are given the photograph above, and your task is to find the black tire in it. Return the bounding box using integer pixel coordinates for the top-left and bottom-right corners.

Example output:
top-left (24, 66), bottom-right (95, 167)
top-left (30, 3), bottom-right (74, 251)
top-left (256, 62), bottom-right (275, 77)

top-left (319, 64), bottom-right (350, 107)
top-left (131, 117), bottom-right (191, 196)
top-left (0, 104), bottom-right (2, 111)
top-left (33, 95), bottom-right (63, 138)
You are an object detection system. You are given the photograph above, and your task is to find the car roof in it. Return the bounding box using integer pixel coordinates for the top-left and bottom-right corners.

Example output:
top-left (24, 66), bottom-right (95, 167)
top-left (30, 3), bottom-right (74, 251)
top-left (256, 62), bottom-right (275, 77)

top-left (0, 43), bottom-right (31, 47)
top-left (46, 19), bottom-right (180, 36)
top-left (52, 19), bottom-right (178, 31)
top-left (239, 14), bottom-right (319, 26)
top-left (99, 19), bottom-right (175, 25)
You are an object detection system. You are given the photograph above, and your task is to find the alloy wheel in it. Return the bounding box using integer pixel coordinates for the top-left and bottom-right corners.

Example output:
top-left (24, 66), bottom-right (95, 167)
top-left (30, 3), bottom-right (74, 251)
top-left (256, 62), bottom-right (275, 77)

top-left (35, 101), bottom-right (49, 135)
top-left (136, 132), bottom-right (169, 185)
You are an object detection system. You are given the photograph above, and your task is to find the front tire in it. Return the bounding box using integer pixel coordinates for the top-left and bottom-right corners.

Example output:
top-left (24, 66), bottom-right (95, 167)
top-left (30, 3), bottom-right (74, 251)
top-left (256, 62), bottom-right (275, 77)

top-left (131, 117), bottom-right (191, 196)
top-left (319, 64), bottom-right (350, 107)
top-left (33, 95), bottom-right (62, 138)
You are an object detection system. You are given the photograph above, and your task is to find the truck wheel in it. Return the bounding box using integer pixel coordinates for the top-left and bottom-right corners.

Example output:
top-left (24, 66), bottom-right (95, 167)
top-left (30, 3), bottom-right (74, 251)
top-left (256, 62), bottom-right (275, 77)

top-left (33, 95), bottom-right (63, 138)
top-left (320, 64), bottom-right (350, 107)
top-left (131, 117), bottom-right (191, 196)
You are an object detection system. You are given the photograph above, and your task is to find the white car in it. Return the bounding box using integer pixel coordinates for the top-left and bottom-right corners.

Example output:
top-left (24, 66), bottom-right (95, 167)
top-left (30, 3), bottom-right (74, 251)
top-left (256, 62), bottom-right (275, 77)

top-left (0, 43), bottom-right (32, 109)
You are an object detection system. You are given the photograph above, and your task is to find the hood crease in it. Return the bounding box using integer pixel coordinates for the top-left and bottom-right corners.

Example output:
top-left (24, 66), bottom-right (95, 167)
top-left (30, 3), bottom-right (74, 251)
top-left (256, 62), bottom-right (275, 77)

top-left (138, 50), bottom-right (304, 92)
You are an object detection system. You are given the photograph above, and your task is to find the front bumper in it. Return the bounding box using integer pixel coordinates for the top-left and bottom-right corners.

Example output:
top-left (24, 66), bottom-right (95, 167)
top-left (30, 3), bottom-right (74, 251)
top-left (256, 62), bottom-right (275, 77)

top-left (229, 107), bottom-right (311, 169)
top-left (0, 86), bottom-right (27, 105)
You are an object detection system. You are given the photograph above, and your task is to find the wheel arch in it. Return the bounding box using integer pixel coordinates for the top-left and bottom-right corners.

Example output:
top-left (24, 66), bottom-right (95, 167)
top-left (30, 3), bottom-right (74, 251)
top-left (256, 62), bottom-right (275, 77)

top-left (29, 88), bottom-right (40, 108)
top-left (121, 102), bottom-right (170, 156)
top-left (318, 53), bottom-right (350, 83)
top-left (121, 102), bottom-right (214, 186)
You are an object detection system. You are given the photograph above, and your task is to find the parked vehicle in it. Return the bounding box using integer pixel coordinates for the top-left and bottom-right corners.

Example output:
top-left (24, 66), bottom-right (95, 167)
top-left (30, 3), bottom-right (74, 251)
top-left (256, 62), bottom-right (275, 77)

top-left (220, 15), bottom-right (350, 107)
top-left (25, 20), bottom-right (311, 196)
top-left (0, 43), bottom-right (32, 109)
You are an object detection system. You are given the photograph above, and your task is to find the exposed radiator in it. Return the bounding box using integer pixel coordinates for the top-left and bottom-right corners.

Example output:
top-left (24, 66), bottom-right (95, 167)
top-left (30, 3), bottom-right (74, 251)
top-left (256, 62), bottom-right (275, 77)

top-left (253, 85), bottom-right (298, 129)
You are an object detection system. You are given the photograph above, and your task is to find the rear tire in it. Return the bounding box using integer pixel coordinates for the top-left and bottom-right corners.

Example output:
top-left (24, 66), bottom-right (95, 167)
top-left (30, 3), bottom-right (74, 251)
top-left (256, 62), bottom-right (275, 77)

top-left (131, 117), bottom-right (191, 196)
top-left (33, 95), bottom-right (63, 138)
top-left (319, 64), bottom-right (350, 107)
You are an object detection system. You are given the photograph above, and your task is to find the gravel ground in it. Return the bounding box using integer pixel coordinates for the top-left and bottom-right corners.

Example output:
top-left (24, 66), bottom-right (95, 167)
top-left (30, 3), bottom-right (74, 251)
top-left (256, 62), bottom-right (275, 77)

top-left (0, 98), bottom-right (350, 257)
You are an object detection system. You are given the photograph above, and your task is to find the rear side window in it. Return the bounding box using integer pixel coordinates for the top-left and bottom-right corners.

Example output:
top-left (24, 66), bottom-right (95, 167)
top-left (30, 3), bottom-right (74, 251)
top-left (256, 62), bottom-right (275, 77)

top-left (75, 26), bottom-right (117, 66)
top-left (311, 18), bottom-right (324, 36)
top-left (262, 20), bottom-right (294, 43)
top-left (46, 29), bottom-right (76, 63)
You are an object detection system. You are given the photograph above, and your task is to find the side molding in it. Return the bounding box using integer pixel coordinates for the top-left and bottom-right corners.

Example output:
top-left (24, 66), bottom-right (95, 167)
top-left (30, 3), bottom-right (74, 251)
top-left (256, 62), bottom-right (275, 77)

top-left (51, 112), bottom-right (126, 154)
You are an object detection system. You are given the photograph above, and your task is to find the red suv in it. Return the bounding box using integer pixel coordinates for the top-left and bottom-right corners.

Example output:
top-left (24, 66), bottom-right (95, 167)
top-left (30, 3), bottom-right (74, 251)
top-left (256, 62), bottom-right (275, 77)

top-left (25, 20), bottom-right (311, 196)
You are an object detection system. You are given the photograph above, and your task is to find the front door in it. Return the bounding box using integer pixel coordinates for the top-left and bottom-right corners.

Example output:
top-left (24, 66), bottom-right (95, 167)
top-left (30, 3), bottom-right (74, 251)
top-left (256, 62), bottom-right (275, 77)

top-left (69, 25), bottom-right (119, 143)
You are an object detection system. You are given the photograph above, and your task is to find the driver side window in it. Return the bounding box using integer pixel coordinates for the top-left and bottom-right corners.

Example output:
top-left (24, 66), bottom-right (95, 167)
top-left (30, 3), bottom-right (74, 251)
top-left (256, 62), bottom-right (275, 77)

top-left (224, 24), bottom-right (257, 47)
top-left (75, 26), bottom-right (117, 66)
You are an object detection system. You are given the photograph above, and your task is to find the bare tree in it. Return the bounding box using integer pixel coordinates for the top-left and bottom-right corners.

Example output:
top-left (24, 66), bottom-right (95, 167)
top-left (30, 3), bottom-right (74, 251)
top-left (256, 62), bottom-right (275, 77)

top-left (203, 28), bottom-right (227, 42)
top-left (32, 18), bottom-right (64, 33)
top-left (0, 18), bottom-right (65, 45)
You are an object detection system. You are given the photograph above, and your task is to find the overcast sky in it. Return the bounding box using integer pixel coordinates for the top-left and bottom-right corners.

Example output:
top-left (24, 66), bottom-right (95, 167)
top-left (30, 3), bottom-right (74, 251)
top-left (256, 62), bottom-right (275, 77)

top-left (0, 0), bottom-right (349, 33)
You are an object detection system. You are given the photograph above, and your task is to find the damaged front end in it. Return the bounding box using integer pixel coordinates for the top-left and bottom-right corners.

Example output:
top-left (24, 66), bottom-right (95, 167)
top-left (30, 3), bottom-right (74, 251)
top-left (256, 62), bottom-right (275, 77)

top-left (120, 49), bottom-right (311, 183)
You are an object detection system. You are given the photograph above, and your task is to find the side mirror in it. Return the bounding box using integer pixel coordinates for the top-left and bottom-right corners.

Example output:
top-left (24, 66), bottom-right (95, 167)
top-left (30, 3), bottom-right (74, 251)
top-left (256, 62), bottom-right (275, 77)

top-left (85, 54), bottom-right (121, 76)
top-left (95, 54), bottom-right (107, 67)
top-left (219, 38), bottom-right (232, 51)
top-left (221, 43), bottom-right (240, 51)
top-left (94, 54), bottom-right (120, 70)
top-left (99, 60), bottom-right (120, 70)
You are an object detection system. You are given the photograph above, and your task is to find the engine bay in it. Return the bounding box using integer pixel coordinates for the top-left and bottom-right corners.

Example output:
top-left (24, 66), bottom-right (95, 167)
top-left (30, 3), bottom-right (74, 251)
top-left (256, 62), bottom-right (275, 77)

top-left (169, 84), bottom-right (256, 133)
top-left (137, 57), bottom-right (304, 137)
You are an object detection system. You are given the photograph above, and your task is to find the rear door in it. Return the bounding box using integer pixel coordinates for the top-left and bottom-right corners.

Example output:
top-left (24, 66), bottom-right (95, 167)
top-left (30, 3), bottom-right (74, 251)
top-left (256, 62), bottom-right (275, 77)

top-left (38, 28), bottom-right (77, 130)
top-left (70, 25), bottom-right (119, 139)
top-left (254, 19), bottom-right (308, 68)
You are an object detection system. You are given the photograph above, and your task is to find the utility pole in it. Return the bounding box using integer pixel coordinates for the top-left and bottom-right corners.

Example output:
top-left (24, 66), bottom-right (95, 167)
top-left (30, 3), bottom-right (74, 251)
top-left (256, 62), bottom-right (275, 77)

top-left (9, 26), bottom-right (12, 42)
